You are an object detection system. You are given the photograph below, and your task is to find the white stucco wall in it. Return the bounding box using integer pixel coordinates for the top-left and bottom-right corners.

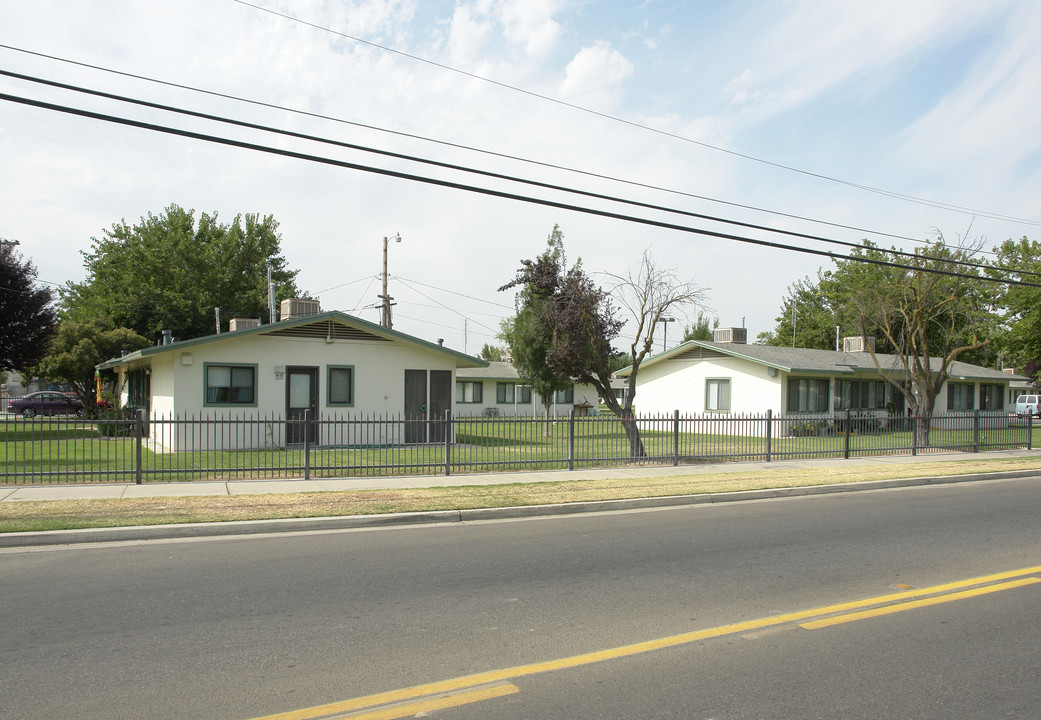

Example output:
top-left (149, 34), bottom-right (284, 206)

top-left (116, 332), bottom-right (473, 450)
top-left (454, 381), bottom-right (601, 418)
top-left (161, 334), bottom-right (459, 418)
top-left (631, 357), bottom-right (782, 416)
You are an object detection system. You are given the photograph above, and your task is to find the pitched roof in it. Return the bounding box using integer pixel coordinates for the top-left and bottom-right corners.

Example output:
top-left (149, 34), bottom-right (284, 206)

top-left (618, 340), bottom-right (1024, 382)
top-left (97, 310), bottom-right (488, 370)
top-left (455, 361), bottom-right (522, 380)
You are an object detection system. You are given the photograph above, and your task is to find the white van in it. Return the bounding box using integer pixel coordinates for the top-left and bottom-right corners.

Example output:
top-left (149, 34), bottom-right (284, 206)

top-left (1015, 394), bottom-right (1039, 417)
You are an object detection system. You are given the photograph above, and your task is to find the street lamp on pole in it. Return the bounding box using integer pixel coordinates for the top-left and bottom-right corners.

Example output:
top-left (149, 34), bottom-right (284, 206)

top-left (658, 316), bottom-right (676, 351)
top-left (380, 233), bottom-right (401, 328)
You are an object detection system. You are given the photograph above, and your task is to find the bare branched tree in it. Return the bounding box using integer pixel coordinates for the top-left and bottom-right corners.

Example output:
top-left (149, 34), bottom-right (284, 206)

top-left (503, 235), bottom-right (708, 457)
top-left (602, 248), bottom-right (710, 409)
top-left (846, 236), bottom-right (992, 446)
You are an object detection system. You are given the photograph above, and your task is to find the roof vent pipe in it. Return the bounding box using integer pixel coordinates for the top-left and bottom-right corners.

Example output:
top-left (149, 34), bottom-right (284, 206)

top-left (437, 338), bottom-right (444, 346)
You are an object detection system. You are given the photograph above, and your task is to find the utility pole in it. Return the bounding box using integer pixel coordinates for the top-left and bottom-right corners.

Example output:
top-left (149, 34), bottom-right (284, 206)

top-left (380, 233), bottom-right (401, 328)
top-left (267, 263), bottom-right (276, 324)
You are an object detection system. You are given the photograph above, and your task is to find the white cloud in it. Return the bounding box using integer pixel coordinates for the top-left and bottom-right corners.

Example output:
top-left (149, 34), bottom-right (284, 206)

top-left (895, 3), bottom-right (1041, 190)
top-left (498, 0), bottom-right (562, 60)
top-left (560, 40), bottom-right (634, 103)
top-left (719, 0), bottom-right (999, 122)
top-left (3, 0), bottom-right (1041, 349)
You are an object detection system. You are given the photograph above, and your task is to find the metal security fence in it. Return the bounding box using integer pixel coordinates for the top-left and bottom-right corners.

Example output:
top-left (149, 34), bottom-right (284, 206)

top-left (1, 409), bottom-right (1035, 484)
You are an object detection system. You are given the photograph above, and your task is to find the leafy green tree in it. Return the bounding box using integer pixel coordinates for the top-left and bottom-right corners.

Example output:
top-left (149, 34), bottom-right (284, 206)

top-left (502, 227), bottom-right (706, 455)
top-left (32, 320), bottom-right (150, 412)
top-left (498, 232), bottom-right (574, 434)
top-left (61, 205), bottom-right (301, 342)
top-left (990, 236), bottom-right (1041, 384)
top-left (0, 242), bottom-right (56, 371)
top-left (682, 311), bottom-right (718, 342)
top-left (830, 240), bottom-right (993, 445)
top-left (761, 276), bottom-right (839, 350)
top-left (478, 343), bottom-right (506, 363)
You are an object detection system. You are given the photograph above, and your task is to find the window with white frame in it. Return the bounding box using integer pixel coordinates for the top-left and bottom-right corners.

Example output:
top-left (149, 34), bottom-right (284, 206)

top-left (705, 378), bottom-right (731, 413)
top-left (555, 386), bottom-right (574, 404)
top-left (517, 385), bottom-right (532, 403)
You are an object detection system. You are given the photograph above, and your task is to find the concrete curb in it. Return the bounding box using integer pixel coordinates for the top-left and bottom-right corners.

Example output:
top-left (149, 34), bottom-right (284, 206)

top-left (3, 468), bottom-right (1038, 548)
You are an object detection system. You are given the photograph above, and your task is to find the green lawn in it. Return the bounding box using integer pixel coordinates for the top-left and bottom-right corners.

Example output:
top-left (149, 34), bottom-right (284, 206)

top-left (2, 416), bottom-right (1036, 484)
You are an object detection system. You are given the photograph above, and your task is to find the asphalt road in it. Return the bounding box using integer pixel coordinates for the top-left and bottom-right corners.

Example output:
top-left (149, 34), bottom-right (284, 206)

top-left (2, 476), bottom-right (1040, 719)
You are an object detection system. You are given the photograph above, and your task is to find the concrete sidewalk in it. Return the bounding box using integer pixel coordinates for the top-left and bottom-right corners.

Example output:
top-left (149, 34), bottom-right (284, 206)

top-left (2, 450), bottom-right (1040, 548)
top-left (3, 449), bottom-right (1039, 503)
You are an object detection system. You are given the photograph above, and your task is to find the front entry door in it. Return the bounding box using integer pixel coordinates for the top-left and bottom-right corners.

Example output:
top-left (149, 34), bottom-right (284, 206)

top-left (428, 370), bottom-right (451, 443)
top-left (404, 369), bottom-right (427, 443)
top-left (286, 366), bottom-right (318, 445)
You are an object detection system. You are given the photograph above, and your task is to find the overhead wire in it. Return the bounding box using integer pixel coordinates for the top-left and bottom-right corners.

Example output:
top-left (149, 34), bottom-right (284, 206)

top-left (393, 276), bottom-right (499, 333)
top-left (1, 69), bottom-right (1032, 279)
top-left (0, 42), bottom-right (982, 248)
top-left (231, 0), bottom-right (1041, 228)
top-left (1, 91), bottom-right (1039, 288)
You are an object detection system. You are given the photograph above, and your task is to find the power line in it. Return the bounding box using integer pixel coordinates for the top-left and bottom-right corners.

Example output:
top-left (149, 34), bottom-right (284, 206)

top-left (0, 43), bottom-right (982, 247)
top-left (313, 274), bottom-right (375, 295)
top-left (393, 275), bottom-right (516, 310)
top-left (4, 69), bottom-right (1031, 279)
top-left (394, 277), bottom-right (498, 333)
top-left (3, 90), bottom-right (1039, 289)
top-left (232, 0), bottom-right (1041, 228)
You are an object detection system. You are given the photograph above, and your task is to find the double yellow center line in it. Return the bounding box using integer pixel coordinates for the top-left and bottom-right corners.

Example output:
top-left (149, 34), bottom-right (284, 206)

top-left (251, 564), bottom-right (1041, 720)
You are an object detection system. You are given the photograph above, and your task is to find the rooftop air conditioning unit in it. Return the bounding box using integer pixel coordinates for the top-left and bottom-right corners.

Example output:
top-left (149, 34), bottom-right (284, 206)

top-left (843, 336), bottom-right (877, 353)
top-left (712, 327), bottom-right (747, 344)
top-left (229, 318), bottom-right (261, 332)
top-left (280, 298), bottom-right (321, 321)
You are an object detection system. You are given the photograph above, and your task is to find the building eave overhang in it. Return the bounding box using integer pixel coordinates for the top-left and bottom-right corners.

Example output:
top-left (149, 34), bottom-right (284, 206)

top-left (96, 310), bottom-right (488, 371)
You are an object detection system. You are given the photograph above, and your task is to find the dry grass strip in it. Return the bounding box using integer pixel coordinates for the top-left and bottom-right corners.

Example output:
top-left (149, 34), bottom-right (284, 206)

top-left (3, 457), bottom-right (1040, 533)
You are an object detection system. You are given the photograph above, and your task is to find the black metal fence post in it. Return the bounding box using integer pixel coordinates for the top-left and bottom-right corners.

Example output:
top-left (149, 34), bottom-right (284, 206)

top-left (567, 409), bottom-right (575, 471)
top-left (303, 409), bottom-right (310, 480)
top-left (135, 409), bottom-right (144, 484)
top-left (843, 409), bottom-right (851, 460)
top-left (673, 409), bottom-right (680, 466)
top-left (765, 409), bottom-right (773, 462)
top-left (972, 409), bottom-right (980, 453)
top-left (911, 410), bottom-right (918, 456)
top-left (1029, 412), bottom-right (1034, 451)
top-left (444, 409), bottom-right (452, 476)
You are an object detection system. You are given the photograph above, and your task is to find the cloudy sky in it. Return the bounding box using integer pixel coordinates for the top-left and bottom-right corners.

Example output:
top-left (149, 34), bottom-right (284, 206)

top-left (3, 0), bottom-right (1040, 354)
